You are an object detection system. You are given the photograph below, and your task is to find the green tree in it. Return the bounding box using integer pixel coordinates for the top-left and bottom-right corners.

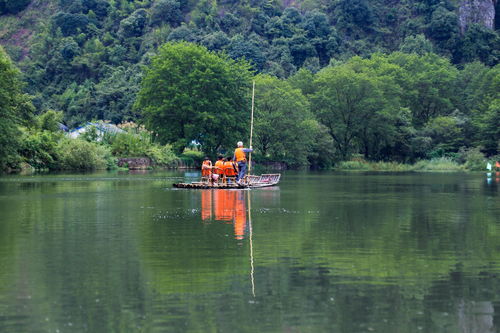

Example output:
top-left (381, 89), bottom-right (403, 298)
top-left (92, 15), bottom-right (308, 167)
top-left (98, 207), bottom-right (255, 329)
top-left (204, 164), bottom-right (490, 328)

top-left (0, 47), bottom-right (33, 170)
top-left (0, 0), bottom-right (31, 14)
top-left (387, 52), bottom-right (458, 126)
top-left (399, 34), bottom-right (434, 55)
top-left (287, 67), bottom-right (316, 96)
top-left (135, 42), bottom-right (252, 155)
top-left (312, 64), bottom-right (391, 160)
top-left (459, 24), bottom-right (500, 66)
top-left (253, 74), bottom-right (313, 167)
top-left (150, 0), bottom-right (183, 27)
top-left (424, 115), bottom-right (464, 154)
top-left (119, 9), bottom-right (148, 38)
top-left (17, 110), bottom-right (65, 170)
top-left (52, 12), bottom-right (90, 36)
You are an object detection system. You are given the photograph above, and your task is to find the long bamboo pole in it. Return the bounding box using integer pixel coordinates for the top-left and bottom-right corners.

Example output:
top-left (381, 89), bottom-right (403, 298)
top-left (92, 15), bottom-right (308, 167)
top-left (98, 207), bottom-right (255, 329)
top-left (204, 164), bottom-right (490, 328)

top-left (248, 80), bottom-right (255, 176)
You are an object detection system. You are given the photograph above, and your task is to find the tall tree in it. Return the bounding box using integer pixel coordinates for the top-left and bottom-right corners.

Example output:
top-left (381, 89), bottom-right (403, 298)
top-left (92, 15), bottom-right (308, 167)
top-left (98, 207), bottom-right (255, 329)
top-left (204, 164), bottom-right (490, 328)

top-left (311, 61), bottom-right (400, 160)
top-left (387, 52), bottom-right (458, 126)
top-left (135, 42), bottom-right (252, 155)
top-left (0, 46), bottom-right (33, 170)
top-left (253, 74), bottom-right (314, 167)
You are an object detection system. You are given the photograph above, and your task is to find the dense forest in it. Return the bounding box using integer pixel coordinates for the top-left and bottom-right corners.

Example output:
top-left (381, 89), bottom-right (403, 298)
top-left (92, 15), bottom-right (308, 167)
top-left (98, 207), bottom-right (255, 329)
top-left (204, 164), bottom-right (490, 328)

top-left (0, 0), bottom-right (499, 171)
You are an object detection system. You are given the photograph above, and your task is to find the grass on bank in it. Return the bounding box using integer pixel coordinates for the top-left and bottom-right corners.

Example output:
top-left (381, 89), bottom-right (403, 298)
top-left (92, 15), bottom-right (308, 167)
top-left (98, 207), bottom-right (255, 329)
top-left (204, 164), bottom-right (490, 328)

top-left (335, 156), bottom-right (495, 172)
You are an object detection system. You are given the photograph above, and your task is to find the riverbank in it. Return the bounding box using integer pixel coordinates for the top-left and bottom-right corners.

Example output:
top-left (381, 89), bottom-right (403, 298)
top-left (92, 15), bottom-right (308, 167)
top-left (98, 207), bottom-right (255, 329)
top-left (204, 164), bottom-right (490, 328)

top-left (334, 156), bottom-right (498, 172)
top-left (3, 113), bottom-right (497, 174)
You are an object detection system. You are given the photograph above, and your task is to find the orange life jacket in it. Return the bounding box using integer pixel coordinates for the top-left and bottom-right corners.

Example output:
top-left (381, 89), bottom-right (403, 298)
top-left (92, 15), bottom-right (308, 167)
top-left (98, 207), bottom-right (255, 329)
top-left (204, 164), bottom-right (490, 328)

top-left (234, 148), bottom-right (246, 162)
top-left (214, 160), bottom-right (224, 174)
top-left (201, 160), bottom-right (212, 177)
top-left (496, 161), bottom-right (500, 168)
top-left (234, 191), bottom-right (246, 240)
top-left (224, 161), bottom-right (237, 176)
top-left (201, 190), bottom-right (212, 220)
top-left (214, 190), bottom-right (231, 221)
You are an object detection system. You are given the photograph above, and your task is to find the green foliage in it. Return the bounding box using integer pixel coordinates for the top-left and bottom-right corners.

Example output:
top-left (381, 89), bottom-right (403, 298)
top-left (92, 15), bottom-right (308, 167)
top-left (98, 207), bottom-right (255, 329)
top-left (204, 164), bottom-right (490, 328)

top-left (16, 110), bottom-right (64, 170)
top-left (18, 129), bottom-right (60, 170)
top-left (0, 46), bottom-right (33, 171)
top-left (386, 52), bottom-right (458, 125)
top-left (52, 12), bottom-right (90, 36)
top-left (227, 34), bottom-right (266, 70)
top-left (458, 147), bottom-right (486, 171)
top-left (253, 74), bottom-right (314, 168)
top-left (135, 42), bottom-right (252, 156)
top-left (399, 34), bottom-right (434, 55)
top-left (335, 160), bottom-right (371, 171)
top-left (459, 24), bottom-right (500, 66)
top-left (181, 149), bottom-right (204, 165)
top-left (428, 6), bottom-right (459, 42)
top-left (412, 157), bottom-right (463, 171)
top-left (335, 159), bottom-right (413, 172)
top-left (119, 9), bottom-right (148, 38)
top-left (110, 131), bottom-right (151, 157)
top-left (0, 0), bottom-right (31, 14)
top-left (56, 138), bottom-right (110, 170)
top-left (38, 110), bottom-right (63, 132)
top-left (473, 99), bottom-right (500, 156)
top-left (312, 56), bottom-right (401, 160)
top-left (2, 0), bottom-right (500, 171)
top-left (146, 144), bottom-right (178, 166)
top-left (424, 115), bottom-right (463, 153)
top-left (150, 0), bottom-right (183, 27)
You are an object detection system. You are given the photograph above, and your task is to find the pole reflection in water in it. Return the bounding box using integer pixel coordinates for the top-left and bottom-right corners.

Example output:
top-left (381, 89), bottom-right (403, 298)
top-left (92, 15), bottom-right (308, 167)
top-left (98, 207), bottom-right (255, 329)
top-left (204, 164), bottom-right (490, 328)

top-left (201, 189), bottom-right (248, 240)
top-left (200, 189), bottom-right (256, 296)
top-left (199, 188), bottom-right (279, 297)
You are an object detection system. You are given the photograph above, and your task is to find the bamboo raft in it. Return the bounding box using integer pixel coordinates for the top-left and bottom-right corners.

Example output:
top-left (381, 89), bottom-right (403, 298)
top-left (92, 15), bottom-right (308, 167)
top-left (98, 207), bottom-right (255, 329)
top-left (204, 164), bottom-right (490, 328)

top-left (173, 174), bottom-right (281, 189)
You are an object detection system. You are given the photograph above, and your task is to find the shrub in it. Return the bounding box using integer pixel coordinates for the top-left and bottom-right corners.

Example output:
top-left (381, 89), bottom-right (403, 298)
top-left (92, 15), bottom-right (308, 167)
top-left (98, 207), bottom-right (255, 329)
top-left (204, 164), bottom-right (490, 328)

top-left (18, 129), bottom-right (60, 170)
top-left (110, 131), bottom-right (150, 157)
top-left (57, 138), bottom-right (111, 170)
top-left (459, 147), bottom-right (486, 171)
top-left (145, 144), bottom-right (179, 166)
top-left (335, 160), bottom-right (412, 171)
top-left (412, 157), bottom-right (464, 171)
top-left (370, 161), bottom-right (412, 171)
top-left (181, 149), bottom-right (204, 166)
top-left (335, 160), bottom-right (370, 170)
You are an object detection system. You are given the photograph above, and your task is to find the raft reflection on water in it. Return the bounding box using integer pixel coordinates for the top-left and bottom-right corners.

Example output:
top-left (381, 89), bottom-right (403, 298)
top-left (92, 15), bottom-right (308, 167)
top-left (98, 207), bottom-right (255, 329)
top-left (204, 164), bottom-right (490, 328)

top-left (201, 190), bottom-right (247, 239)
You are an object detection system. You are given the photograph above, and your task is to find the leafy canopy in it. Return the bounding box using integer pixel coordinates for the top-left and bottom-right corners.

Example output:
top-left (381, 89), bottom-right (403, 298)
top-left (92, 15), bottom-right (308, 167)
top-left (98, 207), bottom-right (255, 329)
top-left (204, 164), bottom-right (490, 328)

top-left (253, 74), bottom-right (314, 167)
top-left (0, 46), bottom-right (33, 170)
top-left (135, 42), bottom-right (252, 155)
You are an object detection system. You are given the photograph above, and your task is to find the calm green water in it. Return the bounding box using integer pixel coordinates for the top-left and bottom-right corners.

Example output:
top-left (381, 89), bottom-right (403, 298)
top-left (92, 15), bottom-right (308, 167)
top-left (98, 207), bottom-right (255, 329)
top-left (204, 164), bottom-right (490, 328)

top-left (0, 170), bottom-right (499, 333)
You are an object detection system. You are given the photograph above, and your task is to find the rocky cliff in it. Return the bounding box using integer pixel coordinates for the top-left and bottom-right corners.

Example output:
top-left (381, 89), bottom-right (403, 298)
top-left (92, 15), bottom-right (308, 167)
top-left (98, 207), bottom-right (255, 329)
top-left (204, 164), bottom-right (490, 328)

top-left (458, 0), bottom-right (497, 33)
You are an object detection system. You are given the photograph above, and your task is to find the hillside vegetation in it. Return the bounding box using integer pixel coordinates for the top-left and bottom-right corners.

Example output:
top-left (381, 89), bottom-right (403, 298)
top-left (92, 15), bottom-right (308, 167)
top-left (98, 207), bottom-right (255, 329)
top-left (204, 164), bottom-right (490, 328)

top-left (0, 0), bottom-right (499, 170)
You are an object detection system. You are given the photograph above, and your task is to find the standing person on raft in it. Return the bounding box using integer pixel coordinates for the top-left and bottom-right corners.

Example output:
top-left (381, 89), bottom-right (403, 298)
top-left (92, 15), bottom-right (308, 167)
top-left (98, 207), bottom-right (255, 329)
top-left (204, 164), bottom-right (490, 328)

top-left (233, 141), bottom-right (253, 184)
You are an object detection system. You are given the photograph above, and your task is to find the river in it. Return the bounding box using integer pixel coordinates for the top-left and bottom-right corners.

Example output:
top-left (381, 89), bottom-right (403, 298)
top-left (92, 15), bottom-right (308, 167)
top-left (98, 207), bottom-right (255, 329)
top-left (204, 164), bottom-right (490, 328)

top-left (0, 170), bottom-right (499, 332)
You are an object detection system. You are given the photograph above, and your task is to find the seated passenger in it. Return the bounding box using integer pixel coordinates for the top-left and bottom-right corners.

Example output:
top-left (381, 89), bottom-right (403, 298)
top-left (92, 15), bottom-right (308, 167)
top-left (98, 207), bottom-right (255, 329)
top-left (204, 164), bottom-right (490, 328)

top-left (201, 157), bottom-right (212, 178)
top-left (214, 155), bottom-right (225, 183)
top-left (224, 157), bottom-right (238, 183)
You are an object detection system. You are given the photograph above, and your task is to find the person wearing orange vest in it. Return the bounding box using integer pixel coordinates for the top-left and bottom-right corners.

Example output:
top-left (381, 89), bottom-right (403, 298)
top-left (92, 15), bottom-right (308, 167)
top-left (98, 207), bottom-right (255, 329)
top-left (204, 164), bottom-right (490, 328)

top-left (233, 141), bottom-right (253, 183)
top-left (214, 155), bottom-right (225, 183)
top-left (224, 157), bottom-right (238, 183)
top-left (201, 157), bottom-right (212, 178)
